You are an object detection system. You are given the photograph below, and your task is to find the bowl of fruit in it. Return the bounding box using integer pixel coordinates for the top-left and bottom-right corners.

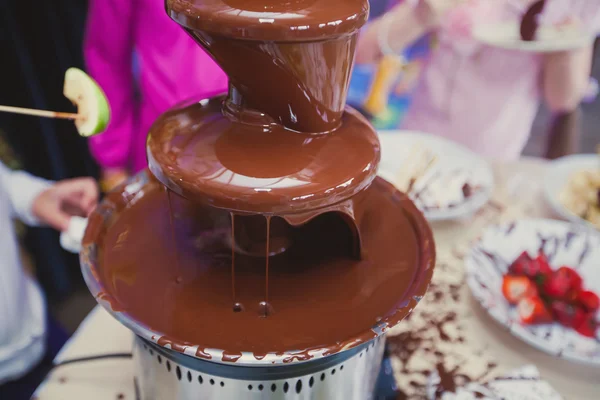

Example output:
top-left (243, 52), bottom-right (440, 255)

top-left (466, 219), bottom-right (600, 365)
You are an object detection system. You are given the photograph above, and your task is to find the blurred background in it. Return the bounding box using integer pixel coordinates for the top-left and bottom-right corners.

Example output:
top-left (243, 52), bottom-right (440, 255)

top-left (0, 0), bottom-right (598, 335)
top-left (0, 0), bottom-right (98, 332)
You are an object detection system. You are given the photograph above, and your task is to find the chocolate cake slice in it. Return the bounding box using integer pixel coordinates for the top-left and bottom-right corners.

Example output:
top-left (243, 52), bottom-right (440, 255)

top-left (520, 0), bottom-right (547, 41)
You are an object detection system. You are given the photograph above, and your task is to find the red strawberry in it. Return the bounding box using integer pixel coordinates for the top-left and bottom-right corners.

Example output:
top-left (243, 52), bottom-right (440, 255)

top-left (508, 251), bottom-right (533, 276)
top-left (577, 290), bottom-right (600, 312)
top-left (526, 253), bottom-right (552, 280)
top-left (502, 275), bottom-right (538, 305)
top-left (518, 295), bottom-right (553, 325)
top-left (543, 267), bottom-right (583, 300)
top-left (560, 266), bottom-right (583, 292)
top-left (543, 273), bottom-right (571, 299)
top-left (574, 313), bottom-right (598, 338)
top-left (551, 301), bottom-right (586, 328)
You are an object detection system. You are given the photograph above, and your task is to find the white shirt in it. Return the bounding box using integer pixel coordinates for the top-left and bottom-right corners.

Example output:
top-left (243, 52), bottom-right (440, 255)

top-left (0, 161), bottom-right (51, 384)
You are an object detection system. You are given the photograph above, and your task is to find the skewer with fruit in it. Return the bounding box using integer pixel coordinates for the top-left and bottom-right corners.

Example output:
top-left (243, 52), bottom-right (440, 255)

top-left (0, 68), bottom-right (110, 137)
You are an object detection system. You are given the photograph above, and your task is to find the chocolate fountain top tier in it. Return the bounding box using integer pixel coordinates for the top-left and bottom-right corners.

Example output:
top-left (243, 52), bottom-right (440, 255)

top-left (166, 0), bottom-right (368, 133)
top-left (166, 0), bottom-right (369, 41)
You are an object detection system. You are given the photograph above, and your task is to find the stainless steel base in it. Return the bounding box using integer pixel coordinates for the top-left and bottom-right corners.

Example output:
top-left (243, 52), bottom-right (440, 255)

top-left (134, 336), bottom-right (385, 400)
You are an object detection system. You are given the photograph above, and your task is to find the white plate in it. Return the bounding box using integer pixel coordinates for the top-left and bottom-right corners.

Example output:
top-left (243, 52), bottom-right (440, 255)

top-left (473, 21), bottom-right (594, 53)
top-left (466, 219), bottom-right (600, 366)
top-left (377, 130), bottom-right (494, 221)
top-left (543, 154), bottom-right (599, 229)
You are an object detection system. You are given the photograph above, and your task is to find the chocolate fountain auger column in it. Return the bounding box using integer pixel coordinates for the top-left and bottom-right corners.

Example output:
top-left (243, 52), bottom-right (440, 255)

top-left (79, 0), bottom-right (436, 399)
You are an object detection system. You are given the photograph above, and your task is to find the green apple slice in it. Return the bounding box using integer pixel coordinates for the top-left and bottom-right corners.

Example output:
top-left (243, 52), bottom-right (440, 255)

top-left (63, 67), bottom-right (110, 137)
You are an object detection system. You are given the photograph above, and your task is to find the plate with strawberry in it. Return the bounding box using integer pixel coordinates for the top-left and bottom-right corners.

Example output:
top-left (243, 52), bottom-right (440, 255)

top-left (466, 219), bottom-right (600, 365)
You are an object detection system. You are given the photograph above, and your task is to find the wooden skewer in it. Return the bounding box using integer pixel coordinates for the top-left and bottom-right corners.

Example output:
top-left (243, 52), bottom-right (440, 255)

top-left (0, 105), bottom-right (80, 120)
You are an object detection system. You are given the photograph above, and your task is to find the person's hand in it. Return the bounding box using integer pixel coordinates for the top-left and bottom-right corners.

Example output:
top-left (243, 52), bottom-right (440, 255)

top-left (101, 168), bottom-right (129, 192)
top-left (553, 15), bottom-right (581, 29)
top-left (32, 177), bottom-right (99, 232)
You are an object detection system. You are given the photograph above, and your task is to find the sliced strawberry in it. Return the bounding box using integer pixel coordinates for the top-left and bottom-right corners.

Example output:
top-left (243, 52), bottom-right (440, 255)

top-left (518, 295), bottom-right (553, 325)
top-left (577, 290), bottom-right (600, 312)
top-left (551, 301), bottom-right (586, 328)
top-left (574, 313), bottom-right (598, 338)
top-left (502, 275), bottom-right (538, 305)
top-left (508, 251), bottom-right (533, 276)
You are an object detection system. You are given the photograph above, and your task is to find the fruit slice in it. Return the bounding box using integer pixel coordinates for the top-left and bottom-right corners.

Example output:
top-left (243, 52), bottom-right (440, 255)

top-left (502, 275), bottom-right (537, 305)
top-left (518, 295), bottom-right (552, 325)
top-left (577, 290), bottom-right (600, 312)
top-left (63, 67), bottom-right (110, 137)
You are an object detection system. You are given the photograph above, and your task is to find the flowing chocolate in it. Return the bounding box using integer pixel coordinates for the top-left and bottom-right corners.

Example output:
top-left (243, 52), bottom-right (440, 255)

top-left (147, 97), bottom-right (380, 214)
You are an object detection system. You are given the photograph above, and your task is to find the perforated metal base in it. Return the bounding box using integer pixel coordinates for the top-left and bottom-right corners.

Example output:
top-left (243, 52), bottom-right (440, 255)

top-left (134, 336), bottom-right (385, 399)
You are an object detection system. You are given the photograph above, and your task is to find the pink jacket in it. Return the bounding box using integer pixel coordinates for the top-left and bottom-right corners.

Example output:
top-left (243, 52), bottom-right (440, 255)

top-left (84, 0), bottom-right (228, 173)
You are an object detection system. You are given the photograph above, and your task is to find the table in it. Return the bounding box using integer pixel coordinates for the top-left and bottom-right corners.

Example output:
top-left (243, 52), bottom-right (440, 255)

top-left (34, 159), bottom-right (600, 400)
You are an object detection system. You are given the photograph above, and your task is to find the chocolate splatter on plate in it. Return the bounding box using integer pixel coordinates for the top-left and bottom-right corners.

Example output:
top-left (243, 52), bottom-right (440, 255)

top-left (378, 131), bottom-right (494, 222)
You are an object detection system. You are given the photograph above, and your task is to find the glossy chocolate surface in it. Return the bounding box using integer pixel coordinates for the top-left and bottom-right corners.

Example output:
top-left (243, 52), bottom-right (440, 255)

top-left (167, 0), bottom-right (369, 41)
top-left (85, 174), bottom-right (435, 359)
top-left (147, 97), bottom-right (380, 213)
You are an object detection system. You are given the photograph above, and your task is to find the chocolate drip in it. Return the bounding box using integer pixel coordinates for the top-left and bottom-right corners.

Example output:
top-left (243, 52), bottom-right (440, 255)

top-left (230, 213), bottom-right (237, 309)
top-left (263, 216), bottom-right (272, 317)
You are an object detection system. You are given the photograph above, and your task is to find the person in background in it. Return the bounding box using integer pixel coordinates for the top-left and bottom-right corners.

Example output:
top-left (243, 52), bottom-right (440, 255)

top-left (84, 0), bottom-right (228, 191)
top-left (0, 162), bottom-right (98, 399)
top-left (357, 0), bottom-right (599, 160)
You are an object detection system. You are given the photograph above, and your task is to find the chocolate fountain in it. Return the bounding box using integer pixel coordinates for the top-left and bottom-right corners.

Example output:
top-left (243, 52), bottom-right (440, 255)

top-left (80, 0), bottom-right (435, 398)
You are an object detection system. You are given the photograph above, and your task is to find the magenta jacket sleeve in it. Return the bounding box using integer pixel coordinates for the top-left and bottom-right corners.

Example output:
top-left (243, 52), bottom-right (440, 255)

top-left (84, 0), bottom-right (135, 171)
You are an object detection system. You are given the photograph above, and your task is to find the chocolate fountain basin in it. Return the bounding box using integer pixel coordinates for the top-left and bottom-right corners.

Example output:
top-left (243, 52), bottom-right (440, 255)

top-left (80, 170), bottom-right (435, 367)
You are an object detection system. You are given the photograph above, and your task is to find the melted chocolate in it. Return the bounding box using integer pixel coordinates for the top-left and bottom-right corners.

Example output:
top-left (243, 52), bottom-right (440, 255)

top-left (167, 0), bottom-right (368, 41)
top-left (87, 175), bottom-right (434, 357)
top-left (147, 97), bottom-right (380, 214)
